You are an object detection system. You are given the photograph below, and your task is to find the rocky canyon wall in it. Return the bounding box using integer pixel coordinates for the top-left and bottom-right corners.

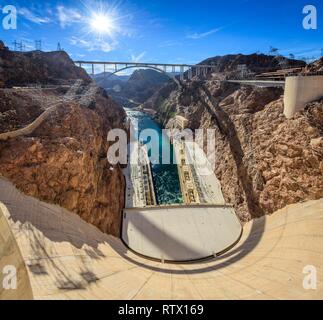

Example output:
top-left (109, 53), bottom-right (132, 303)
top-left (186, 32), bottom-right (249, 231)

top-left (150, 55), bottom-right (323, 222)
top-left (0, 43), bottom-right (126, 236)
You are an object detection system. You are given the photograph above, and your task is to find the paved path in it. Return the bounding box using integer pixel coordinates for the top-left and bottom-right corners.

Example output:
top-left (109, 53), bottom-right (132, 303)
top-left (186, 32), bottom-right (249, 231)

top-left (0, 80), bottom-right (99, 141)
top-left (0, 178), bottom-right (322, 299)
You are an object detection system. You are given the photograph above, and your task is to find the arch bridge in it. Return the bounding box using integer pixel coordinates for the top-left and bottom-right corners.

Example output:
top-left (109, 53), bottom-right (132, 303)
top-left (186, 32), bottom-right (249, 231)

top-left (74, 60), bottom-right (216, 82)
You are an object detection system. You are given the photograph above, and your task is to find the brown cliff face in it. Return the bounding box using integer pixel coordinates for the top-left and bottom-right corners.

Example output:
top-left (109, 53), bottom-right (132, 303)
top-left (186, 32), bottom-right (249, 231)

top-left (200, 53), bottom-right (305, 72)
top-left (0, 45), bottom-right (127, 236)
top-left (154, 74), bottom-right (323, 222)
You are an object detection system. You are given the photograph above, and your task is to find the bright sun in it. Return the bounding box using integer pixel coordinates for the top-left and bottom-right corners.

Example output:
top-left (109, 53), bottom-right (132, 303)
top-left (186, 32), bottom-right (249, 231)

top-left (89, 13), bottom-right (114, 35)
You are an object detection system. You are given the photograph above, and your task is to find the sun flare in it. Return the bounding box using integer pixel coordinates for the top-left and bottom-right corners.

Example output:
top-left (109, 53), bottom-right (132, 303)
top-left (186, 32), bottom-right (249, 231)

top-left (89, 12), bottom-right (115, 35)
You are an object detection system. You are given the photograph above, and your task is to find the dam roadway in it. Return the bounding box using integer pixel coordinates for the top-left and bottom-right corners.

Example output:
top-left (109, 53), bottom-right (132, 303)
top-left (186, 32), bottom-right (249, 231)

top-left (1, 178), bottom-right (322, 300)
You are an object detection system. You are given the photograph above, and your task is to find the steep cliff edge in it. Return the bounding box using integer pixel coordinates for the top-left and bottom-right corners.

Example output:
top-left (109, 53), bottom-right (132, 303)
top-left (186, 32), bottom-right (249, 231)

top-left (0, 43), bottom-right (126, 236)
top-left (150, 55), bottom-right (322, 222)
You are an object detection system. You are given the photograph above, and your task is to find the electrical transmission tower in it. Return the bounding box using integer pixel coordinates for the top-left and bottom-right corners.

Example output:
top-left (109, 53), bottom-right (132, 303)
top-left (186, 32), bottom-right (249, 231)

top-left (12, 40), bottom-right (19, 51)
top-left (18, 41), bottom-right (25, 52)
top-left (35, 40), bottom-right (42, 51)
top-left (12, 40), bottom-right (26, 52)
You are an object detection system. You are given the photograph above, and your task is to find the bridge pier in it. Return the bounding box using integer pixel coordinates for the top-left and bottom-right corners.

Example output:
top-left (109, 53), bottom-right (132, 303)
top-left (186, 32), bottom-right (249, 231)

top-left (180, 66), bottom-right (184, 81)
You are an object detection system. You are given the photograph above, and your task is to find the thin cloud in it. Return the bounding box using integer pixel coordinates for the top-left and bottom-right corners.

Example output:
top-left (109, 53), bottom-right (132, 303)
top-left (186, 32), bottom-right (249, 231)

top-left (57, 6), bottom-right (82, 28)
top-left (186, 27), bottom-right (223, 39)
top-left (19, 8), bottom-right (51, 24)
top-left (70, 36), bottom-right (118, 53)
top-left (131, 51), bottom-right (146, 62)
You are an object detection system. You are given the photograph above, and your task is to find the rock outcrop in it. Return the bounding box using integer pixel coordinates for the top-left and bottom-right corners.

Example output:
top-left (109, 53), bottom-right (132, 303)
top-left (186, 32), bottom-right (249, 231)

top-left (199, 53), bottom-right (305, 80)
top-left (0, 43), bottom-right (126, 236)
top-left (305, 57), bottom-right (323, 73)
top-left (0, 45), bottom-right (90, 87)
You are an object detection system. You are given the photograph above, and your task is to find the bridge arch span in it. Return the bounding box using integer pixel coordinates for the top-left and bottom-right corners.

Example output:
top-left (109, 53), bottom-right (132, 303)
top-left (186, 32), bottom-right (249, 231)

top-left (105, 65), bottom-right (181, 87)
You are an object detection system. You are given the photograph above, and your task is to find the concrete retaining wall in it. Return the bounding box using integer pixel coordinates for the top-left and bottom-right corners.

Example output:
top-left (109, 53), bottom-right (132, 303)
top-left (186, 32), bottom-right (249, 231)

top-left (0, 202), bottom-right (33, 300)
top-left (284, 75), bottom-right (323, 118)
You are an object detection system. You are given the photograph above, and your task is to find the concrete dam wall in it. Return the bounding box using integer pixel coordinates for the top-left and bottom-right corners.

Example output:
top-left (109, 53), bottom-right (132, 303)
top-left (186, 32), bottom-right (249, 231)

top-left (284, 75), bottom-right (323, 118)
top-left (0, 178), bottom-right (322, 299)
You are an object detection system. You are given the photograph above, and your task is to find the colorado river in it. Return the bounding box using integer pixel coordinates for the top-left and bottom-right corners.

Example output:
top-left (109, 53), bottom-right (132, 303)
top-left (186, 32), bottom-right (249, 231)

top-left (125, 108), bottom-right (182, 204)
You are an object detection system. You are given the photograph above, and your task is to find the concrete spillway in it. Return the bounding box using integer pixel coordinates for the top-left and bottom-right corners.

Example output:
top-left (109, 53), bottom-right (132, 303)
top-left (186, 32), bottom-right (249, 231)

top-left (0, 178), bottom-right (322, 300)
top-left (122, 125), bottom-right (242, 262)
top-left (122, 204), bottom-right (242, 262)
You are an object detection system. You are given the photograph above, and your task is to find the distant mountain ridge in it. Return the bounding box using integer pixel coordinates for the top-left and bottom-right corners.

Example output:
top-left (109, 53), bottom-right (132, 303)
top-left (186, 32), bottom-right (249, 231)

top-left (199, 53), bottom-right (306, 73)
top-left (197, 53), bottom-right (306, 80)
top-left (92, 68), bottom-right (172, 108)
top-left (91, 72), bottom-right (130, 88)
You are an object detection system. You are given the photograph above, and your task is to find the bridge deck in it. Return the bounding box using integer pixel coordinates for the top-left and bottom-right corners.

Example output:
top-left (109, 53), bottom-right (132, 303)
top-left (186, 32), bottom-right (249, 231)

top-left (74, 60), bottom-right (215, 68)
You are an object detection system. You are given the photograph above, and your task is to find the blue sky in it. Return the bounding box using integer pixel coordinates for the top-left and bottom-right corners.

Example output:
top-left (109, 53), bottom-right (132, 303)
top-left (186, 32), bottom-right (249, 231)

top-left (1, 0), bottom-right (322, 66)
